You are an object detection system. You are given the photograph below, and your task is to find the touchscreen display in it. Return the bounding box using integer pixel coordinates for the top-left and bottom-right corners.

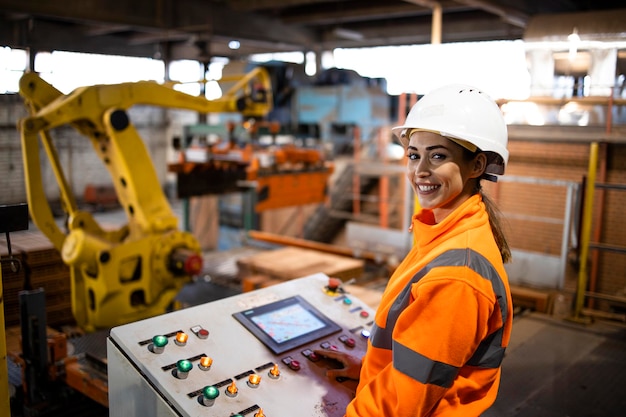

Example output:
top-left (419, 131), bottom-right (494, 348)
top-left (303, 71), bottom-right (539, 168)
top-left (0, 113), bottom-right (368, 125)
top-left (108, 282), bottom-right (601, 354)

top-left (233, 295), bottom-right (341, 354)
top-left (251, 303), bottom-right (326, 343)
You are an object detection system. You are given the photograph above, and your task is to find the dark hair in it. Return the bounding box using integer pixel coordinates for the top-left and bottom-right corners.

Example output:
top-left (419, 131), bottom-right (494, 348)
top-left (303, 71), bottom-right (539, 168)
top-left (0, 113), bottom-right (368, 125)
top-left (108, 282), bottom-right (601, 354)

top-left (479, 187), bottom-right (512, 263)
top-left (463, 148), bottom-right (512, 263)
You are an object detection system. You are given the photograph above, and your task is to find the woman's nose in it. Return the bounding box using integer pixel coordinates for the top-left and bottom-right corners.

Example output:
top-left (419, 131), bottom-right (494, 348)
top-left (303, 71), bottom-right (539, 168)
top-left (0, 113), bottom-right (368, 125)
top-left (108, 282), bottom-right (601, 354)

top-left (413, 158), bottom-right (430, 177)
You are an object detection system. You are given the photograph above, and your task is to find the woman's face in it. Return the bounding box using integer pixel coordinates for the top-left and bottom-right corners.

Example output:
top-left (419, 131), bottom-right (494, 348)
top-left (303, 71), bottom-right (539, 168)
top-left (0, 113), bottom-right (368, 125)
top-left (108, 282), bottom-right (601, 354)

top-left (406, 130), bottom-right (486, 223)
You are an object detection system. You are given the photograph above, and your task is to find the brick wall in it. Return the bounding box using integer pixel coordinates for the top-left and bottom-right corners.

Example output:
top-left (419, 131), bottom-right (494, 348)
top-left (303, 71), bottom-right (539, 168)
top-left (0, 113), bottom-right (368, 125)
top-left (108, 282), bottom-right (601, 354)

top-left (498, 140), bottom-right (589, 256)
top-left (492, 139), bottom-right (626, 312)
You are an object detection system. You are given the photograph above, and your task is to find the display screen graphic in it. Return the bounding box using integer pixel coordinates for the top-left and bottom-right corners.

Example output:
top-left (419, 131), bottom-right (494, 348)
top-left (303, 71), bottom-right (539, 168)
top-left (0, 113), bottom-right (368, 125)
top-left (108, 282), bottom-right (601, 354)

top-left (251, 303), bottom-right (326, 343)
top-left (233, 295), bottom-right (341, 354)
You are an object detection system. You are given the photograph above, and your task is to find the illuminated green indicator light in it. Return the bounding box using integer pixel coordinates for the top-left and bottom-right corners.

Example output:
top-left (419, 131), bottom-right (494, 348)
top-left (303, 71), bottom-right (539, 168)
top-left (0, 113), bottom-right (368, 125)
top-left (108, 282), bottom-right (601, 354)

top-left (202, 385), bottom-right (220, 400)
top-left (177, 359), bottom-right (193, 373)
top-left (343, 298), bottom-right (353, 305)
top-left (152, 335), bottom-right (169, 348)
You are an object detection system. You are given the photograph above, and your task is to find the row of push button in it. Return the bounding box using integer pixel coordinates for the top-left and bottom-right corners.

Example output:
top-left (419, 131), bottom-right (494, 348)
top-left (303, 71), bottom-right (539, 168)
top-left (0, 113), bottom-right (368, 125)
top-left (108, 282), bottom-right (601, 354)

top-left (147, 326), bottom-right (209, 354)
top-left (195, 365), bottom-right (281, 416)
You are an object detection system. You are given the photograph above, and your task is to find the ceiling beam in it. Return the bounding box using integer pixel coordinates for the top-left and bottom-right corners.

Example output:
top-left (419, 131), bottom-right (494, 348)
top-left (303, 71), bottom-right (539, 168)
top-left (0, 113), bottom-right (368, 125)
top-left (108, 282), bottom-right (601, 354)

top-left (229, 0), bottom-right (346, 12)
top-left (453, 0), bottom-right (528, 28)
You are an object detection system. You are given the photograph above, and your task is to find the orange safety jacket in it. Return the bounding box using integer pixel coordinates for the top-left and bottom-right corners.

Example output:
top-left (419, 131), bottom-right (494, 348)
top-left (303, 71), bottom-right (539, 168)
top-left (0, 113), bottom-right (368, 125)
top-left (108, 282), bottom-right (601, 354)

top-left (346, 194), bottom-right (513, 417)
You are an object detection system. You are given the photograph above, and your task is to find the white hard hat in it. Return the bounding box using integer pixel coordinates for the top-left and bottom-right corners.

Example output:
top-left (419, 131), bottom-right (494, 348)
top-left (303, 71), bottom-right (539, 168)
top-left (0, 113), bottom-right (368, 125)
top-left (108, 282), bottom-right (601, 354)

top-left (392, 84), bottom-right (508, 175)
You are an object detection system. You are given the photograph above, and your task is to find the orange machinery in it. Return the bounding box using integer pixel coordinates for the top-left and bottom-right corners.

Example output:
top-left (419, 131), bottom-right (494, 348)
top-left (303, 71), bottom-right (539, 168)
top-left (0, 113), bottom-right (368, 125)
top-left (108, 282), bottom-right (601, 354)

top-left (168, 120), bottom-right (334, 212)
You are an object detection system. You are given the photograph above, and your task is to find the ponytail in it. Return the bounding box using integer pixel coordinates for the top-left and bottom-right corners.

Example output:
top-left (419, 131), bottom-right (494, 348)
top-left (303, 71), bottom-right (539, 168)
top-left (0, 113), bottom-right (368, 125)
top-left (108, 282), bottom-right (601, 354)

top-left (463, 146), bottom-right (512, 263)
top-left (480, 189), bottom-right (511, 263)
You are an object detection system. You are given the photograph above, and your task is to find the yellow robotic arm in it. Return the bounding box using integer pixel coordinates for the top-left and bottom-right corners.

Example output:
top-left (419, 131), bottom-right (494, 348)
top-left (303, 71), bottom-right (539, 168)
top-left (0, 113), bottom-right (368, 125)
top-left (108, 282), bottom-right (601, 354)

top-left (17, 68), bottom-right (272, 331)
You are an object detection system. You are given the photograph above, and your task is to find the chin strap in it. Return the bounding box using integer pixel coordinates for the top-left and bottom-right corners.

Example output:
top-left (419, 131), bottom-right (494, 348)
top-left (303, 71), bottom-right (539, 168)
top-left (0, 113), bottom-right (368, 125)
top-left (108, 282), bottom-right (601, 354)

top-left (482, 173), bottom-right (498, 183)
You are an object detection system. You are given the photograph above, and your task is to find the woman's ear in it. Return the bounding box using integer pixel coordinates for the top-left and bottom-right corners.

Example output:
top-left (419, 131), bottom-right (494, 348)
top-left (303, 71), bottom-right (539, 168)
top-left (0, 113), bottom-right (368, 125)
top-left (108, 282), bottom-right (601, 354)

top-left (470, 153), bottom-right (488, 179)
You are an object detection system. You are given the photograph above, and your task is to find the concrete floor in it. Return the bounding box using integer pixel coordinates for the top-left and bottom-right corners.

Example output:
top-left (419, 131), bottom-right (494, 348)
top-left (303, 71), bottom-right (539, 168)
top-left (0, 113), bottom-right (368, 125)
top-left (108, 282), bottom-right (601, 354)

top-left (485, 311), bottom-right (626, 417)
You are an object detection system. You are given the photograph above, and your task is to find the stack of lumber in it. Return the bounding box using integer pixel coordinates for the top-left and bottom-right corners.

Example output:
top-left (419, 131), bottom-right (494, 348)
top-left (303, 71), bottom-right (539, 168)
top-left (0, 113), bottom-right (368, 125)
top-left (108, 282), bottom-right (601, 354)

top-left (237, 246), bottom-right (365, 292)
top-left (1, 230), bottom-right (74, 328)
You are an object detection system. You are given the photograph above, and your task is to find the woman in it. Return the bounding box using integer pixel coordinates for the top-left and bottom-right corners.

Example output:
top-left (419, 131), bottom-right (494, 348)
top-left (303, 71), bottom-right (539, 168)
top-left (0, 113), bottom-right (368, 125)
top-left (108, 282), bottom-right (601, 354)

top-left (317, 84), bottom-right (513, 416)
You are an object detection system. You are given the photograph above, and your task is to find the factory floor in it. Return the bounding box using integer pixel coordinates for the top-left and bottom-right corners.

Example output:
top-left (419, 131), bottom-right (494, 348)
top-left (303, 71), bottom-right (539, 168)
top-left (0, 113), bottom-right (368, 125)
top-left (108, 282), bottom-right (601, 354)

top-left (6, 203), bottom-right (626, 417)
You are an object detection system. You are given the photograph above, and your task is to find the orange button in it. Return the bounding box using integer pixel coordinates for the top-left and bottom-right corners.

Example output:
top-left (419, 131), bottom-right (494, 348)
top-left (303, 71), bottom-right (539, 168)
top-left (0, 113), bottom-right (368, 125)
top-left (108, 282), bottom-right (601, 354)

top-left (226, 381), bottom-right (238, 397)
top-left (247, 374), bottom-right (261, 387)
top-left (175, 331), bottom-right (188, 346)
top-left (199, 356), bottom-right (213, 370)
top-left (268, 363), bottom-right (280, 379)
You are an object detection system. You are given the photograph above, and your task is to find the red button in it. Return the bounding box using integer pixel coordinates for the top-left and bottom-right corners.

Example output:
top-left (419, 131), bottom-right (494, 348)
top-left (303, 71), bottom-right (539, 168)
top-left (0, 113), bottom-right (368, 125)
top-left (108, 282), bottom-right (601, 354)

top-left (327, 277), bottom-right (342, 291)
top-left (360, 311), bottom-right (370, 318)
top-left (288, 360), bottom-right (301, 371)
top-left (197, 329), bottom-right (209, 339)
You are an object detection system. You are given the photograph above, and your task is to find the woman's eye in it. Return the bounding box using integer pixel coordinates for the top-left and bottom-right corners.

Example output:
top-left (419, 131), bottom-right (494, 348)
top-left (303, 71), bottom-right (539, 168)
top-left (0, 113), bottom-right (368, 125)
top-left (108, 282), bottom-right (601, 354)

top-left (432, 153), bottom-right (446, 160)
top-left (408, 153), bottom-right (419, 160)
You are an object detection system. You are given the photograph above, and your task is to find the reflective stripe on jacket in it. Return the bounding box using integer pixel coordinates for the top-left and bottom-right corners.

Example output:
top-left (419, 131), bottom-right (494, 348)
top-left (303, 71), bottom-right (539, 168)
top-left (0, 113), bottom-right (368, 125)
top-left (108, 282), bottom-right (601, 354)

top-left (370, 248), bottom-right (509, 386)
top-left (346, 194), bottom-right (513, 417)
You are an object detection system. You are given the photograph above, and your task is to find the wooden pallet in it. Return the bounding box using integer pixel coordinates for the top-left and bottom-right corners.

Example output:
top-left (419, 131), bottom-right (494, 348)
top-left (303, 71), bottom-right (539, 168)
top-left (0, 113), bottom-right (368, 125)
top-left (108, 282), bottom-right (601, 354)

top-left (237, 246), bottom-right (365, 289)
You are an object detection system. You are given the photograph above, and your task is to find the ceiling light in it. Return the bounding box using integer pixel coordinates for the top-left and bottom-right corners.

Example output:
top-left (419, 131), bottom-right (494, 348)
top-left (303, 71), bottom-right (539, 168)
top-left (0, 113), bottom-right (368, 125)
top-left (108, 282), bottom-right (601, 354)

top-left (333, 28), bottom-right (364, 41)
top-left (568, 27), bottom-right (579, 62)
top-left (228, 40), bottom-right (241, 50)
top-left (567, 27), bottom-right (580, 43)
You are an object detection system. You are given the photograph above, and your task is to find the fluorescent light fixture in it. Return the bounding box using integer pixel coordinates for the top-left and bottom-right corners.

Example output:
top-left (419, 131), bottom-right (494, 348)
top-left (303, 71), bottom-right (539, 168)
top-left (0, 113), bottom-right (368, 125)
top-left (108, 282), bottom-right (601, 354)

top-left (333, 28), bottom-right (364, 41)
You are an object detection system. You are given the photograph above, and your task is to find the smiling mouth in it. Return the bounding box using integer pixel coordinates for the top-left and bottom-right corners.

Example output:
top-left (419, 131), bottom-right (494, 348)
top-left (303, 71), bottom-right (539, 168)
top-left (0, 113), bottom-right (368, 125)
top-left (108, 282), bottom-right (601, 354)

top-left (418, 184), bottom-right (440, 192)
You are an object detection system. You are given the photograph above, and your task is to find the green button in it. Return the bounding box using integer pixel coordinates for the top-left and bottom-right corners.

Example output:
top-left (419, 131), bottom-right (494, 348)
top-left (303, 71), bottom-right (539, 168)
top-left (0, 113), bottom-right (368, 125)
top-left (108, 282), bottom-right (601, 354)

top-left (177, 359), bottom-right (193, 373)
top-left (152, 335), bottom-right (169, 348)
top-left (343, 297), bottom-right (353, 305)
top-left (202, 385), bottom-right (220, 400)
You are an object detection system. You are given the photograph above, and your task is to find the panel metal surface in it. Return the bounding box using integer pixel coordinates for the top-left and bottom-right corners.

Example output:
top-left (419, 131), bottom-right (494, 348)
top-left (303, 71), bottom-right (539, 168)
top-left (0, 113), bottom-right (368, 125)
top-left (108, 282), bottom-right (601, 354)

top-left (108, 273), bottom-right (375, 417)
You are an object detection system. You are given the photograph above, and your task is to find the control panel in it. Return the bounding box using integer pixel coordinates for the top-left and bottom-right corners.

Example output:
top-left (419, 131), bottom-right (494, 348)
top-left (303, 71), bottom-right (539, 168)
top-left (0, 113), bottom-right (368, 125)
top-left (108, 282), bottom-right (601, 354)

top-left (107, 273), bottom-right (376, 417)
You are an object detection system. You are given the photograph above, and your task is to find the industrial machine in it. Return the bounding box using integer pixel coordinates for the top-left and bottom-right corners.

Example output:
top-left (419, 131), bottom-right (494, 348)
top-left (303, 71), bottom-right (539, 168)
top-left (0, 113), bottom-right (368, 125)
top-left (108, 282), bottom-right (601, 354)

top-left (167, 119), bottom-right (334, 212)
top-left (12, 66), bottom-right (341, 414)
top-left (107, 273), bottom-right (374, 417)
top-left (17, 68), bottom-right (273, 332)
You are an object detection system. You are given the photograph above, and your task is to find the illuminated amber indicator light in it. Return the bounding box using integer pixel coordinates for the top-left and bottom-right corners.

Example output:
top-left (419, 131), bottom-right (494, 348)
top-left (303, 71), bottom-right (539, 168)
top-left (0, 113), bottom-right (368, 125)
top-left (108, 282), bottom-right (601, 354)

top-left (175, 359), bottom-right (193, 379)
top-left (254, 408), bottom-right (266, 417)
top-left (225, 381), bottom-right (238, 397)
top-left (150, 335), bottom-right (168, 354)
top-left (268, 364), bottom-right (280, 379)
top-left (247, 373), bottom-right (261, 388)
top-left (174, 332), bottom-right (188, 346)
top-left (200, 385), bottom-right (219, 406)
top-left (199, 356), bottom-right (213, 370)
